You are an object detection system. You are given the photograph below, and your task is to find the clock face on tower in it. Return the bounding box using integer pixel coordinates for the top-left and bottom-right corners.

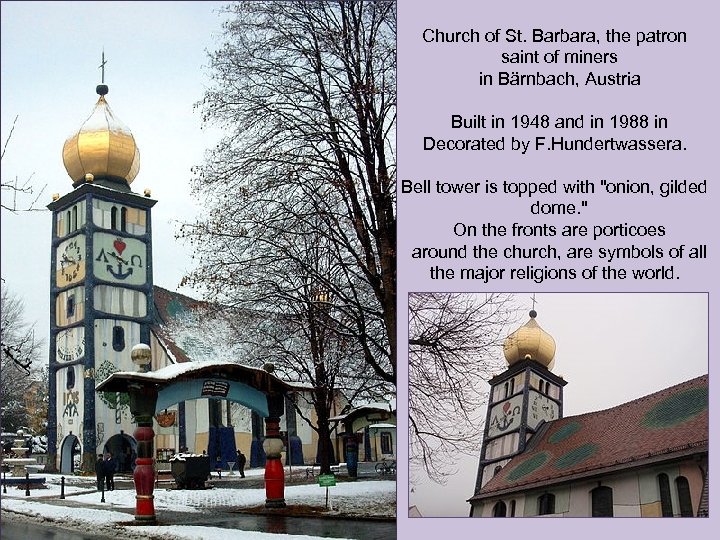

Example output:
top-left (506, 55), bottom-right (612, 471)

top-left (93, 232), bottom-right (147, 286)
top-left (56, 327), bottom-right (85, 363)
top-left (529, 391), bottom-right (559, 428)
top-left (56, 236), bottom-right (86, 287)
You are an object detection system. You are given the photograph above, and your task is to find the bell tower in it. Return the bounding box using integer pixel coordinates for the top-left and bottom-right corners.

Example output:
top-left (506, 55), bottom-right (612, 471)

top-left (47, 76), bottom-right (156, 473)
top-left (474, 310), bottom-right (567, 492)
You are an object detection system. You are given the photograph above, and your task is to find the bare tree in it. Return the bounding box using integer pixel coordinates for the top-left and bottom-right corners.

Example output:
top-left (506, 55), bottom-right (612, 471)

top-left (167, 230), bottom-right (391, 473)
top-left (251, 289), bottom-right (382, 473)
top-left (1, 285), bottom-right (44, 433)
top-left (409, 293), bottom-right (518, 484)
top-left (180, 0), bottom-right (396, 385)
top-left (25, 366), bottom-right (49, 437)
top-left (1, 115), bottom-right (46, 212)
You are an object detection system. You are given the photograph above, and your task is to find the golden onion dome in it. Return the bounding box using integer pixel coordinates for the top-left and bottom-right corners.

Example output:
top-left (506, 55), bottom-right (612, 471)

top-left (503, 310), bottom-right (556, 370)
top-left (62, 85), bottom-right (140, 185)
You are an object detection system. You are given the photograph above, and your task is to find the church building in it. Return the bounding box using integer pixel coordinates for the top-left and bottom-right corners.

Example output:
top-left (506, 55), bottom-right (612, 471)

top-left (469, 310), bottom-right (708, 517)
top-left (46, 80), bottom-right (394, 474)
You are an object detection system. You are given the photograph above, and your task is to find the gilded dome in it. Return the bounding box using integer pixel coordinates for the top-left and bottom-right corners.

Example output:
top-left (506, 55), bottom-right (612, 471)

top-left (62, 86), bottom-right (140, 185)
top-left (503, 310), bottom-right (556, 370)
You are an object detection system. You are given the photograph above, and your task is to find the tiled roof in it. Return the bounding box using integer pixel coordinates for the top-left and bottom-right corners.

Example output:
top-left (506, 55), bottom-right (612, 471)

top-left (151, 285), bottom-right (210, 364)
top-left (152, 285), bottom-right (209, 326)
top-left (472, 375), bottom-right (708, 499)
top-left (151, 324), bottom-right (191, 364)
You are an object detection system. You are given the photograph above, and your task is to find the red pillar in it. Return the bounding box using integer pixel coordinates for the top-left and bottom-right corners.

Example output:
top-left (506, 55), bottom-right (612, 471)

top-left (133, 424), bottom-right (156, 523)
top-left (263, 417), bottom-right (286, 508)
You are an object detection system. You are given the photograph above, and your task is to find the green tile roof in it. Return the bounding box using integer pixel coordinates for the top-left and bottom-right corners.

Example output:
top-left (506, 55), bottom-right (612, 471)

top-left (473, 375), bottom-right (708, 499)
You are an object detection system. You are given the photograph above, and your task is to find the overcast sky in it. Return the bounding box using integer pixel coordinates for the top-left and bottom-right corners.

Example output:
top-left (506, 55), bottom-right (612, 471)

top-left (409, 292), bottom-right (708, 516)
top-left (1, 1), bottom-right (228, 356)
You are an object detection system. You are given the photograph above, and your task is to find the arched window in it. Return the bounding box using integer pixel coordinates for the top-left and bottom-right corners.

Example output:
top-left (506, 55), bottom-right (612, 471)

top-left (111, 206), bottom-right (118, 230)
top-left (120, 207), bottom-right (127, 232)
top-left (658, 473), bottom-right (673, 517)
top-left (675, 476), bottom-right (693, 517)
top-left (492, 501), bottom-right (507, 517)
top-left (66, 294), bottom-right (76, 318)
top-left (504, 382), bottom-right (509, 398)
top-left (509, 378), bottom-right (515, 395)
top-left (66, 366), bottom-right (75, 390)
top-left (493, 465), bottom-right (502, 477)
top-left (112, 325), bottom-right (125, 351)
top-left (538, 493), bottom-right (555, 515)
top-left (591, 486), bottom-right (614, 517)
top-left (71, 205), bottom-right (78, 231)
top-left (509, 499), bottom-right (516, 517)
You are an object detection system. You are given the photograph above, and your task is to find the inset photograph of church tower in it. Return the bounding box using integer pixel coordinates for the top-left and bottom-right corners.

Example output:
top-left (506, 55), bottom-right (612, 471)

top-left (409, 293), bottom-right (708, 518)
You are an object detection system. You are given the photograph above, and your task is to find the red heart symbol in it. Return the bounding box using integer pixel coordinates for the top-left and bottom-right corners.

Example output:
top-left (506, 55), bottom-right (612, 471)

top-left (503, 402), bottom-right (511, 414)
top-left (113, 238), bottom-right (126, 255)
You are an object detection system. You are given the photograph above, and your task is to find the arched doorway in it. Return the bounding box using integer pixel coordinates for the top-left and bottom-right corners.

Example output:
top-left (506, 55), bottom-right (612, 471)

top-left (60, 434), bottom-right (81, 474)
top-left (104, 431), bottom-right (137, 473)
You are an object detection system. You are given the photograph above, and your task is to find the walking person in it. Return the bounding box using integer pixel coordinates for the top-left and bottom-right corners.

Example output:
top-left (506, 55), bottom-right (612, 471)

top-left (237, 449), bottom-right (246, 478)
top-left (215, 456), bottom-right (223, 478)
top-left (104, 453), bottom-right (116, 491)
top-left (95, 454), bottom-right (105, 491)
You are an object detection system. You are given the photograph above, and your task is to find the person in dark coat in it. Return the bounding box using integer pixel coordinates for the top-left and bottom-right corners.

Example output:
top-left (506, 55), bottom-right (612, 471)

top-left (104, 453), bottom-right (116, 491)
top-left (237, 450), bottom-right (246, 478)
top-left (95, 455), bottom-right (105, 491)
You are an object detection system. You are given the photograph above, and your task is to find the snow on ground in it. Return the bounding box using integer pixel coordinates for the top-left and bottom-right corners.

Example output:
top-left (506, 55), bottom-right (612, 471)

top-left (1, 470), bottom-right (396, 540)
top-left (149, 526), bottom-right (338, 540)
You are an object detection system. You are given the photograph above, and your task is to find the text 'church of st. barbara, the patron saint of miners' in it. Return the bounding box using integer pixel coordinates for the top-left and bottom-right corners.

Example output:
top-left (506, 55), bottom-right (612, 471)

top-left (469, 310), bottom-right (708, 517)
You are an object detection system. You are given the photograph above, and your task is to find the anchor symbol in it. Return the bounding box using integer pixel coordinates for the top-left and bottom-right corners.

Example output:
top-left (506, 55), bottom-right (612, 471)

top-left (497, 415), bottom-right (514, 432)
top-left (106, 238), bottom-right (134, 280)
top-left (491, 401), bottom-right (518, 432)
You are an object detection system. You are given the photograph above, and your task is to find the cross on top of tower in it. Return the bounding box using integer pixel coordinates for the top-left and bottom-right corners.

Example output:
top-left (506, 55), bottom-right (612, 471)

top-left (99, 50), bottom-right (108, 84)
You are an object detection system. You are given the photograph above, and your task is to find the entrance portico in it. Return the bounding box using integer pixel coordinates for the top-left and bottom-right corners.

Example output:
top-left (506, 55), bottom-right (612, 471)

top-left (96, 359), bottom-right (292, 523)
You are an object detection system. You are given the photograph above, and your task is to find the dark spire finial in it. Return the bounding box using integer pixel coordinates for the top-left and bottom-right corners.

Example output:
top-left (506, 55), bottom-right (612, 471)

top-left (96, 49), bottom-right (109, 96)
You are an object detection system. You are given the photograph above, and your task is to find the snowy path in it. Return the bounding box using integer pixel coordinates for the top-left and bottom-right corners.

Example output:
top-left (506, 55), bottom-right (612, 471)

top-left (1, 472), bottom-right (396, 540)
